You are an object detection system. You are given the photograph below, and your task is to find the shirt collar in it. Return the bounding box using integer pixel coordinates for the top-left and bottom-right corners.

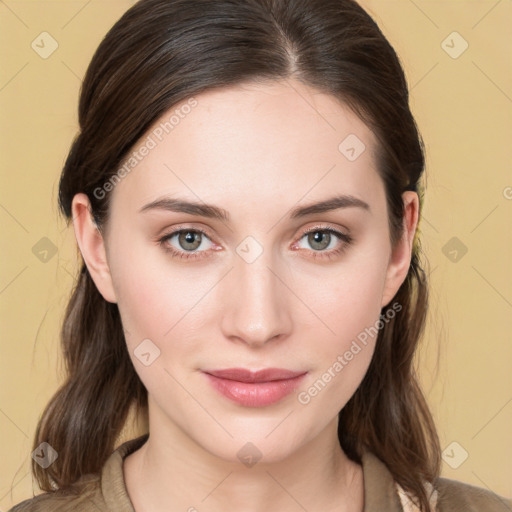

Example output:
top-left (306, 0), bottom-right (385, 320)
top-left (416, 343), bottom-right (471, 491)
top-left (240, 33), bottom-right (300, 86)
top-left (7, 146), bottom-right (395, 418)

top-left (360, 449), bottom-right (404, 512)
top-left (101, 433), bottom-right (148, 511)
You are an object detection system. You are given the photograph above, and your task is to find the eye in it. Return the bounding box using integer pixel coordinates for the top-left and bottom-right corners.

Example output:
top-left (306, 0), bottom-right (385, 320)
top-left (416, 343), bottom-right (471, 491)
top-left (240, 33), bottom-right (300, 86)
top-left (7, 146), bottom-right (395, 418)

top-left (293, 226), bottom-right (353, 260)
top-left (157, 225), bottom-right (353, 262)
top-left (158, 228), bottom-right (216, 260)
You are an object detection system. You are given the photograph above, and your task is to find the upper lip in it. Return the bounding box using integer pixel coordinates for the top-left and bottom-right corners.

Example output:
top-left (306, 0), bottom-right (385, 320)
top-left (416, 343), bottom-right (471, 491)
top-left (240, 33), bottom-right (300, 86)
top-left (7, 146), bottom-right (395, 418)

top-left (203, 368), bottom-right (307, 383)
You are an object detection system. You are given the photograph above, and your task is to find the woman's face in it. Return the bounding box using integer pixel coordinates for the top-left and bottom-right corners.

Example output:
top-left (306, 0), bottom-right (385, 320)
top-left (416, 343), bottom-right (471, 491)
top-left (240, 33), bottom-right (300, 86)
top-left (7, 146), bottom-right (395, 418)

top-left (73, 79), bottom-right (417, 463)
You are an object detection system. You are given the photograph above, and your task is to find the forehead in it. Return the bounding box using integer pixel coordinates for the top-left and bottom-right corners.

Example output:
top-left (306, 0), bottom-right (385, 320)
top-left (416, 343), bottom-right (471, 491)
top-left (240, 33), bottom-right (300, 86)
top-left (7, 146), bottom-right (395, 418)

top-left (107, 79), bottom-right (383, 220)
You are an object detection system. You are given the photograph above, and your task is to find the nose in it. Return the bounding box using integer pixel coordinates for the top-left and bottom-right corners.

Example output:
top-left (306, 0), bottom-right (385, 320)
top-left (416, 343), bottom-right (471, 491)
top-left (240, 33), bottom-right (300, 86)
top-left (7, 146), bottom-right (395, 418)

top-left (220, 252), bottom-right (293, 348)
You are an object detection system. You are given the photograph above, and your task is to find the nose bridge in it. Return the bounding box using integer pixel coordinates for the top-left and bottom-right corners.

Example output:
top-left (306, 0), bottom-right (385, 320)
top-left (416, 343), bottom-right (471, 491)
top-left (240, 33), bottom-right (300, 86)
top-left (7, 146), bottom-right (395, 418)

top-left (221, 243), bottom-right (291, 346)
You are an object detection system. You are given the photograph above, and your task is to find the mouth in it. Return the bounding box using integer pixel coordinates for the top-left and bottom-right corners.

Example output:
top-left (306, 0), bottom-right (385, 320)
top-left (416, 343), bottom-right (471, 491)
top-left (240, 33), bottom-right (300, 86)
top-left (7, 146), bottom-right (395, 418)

top-left (202, 368), bottom-right (308, 407)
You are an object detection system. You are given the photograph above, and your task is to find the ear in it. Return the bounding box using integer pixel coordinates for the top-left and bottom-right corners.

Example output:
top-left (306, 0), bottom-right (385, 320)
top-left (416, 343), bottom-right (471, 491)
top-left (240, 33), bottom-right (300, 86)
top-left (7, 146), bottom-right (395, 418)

top-left (381, 191), bottom-right (419, 308)
top-left (71, 193), bottom-right (117, 304)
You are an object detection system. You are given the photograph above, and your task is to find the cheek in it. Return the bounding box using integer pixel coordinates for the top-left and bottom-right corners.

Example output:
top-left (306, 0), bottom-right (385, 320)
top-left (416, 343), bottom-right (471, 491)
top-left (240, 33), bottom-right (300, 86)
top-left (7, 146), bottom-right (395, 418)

top-left (110, 246), bottom-right (218, 367)
top-left (293, 243), bottom-right (389, 407)
top-left (110, 261), bottom-right (199, 395)
top-left (303, 246), bottom-right (389, 343)
top-left (296, 280), bottom-right (382, 415)
top-left (110, 234), bottom-right (190, 325)
top-left (297, 344), bottom-right (374, 419)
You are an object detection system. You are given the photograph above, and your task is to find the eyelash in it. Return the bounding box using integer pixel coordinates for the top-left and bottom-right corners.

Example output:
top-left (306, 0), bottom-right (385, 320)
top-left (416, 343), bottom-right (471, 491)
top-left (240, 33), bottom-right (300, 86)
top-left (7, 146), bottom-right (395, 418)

top-left (157, 225), bottom-right (353, 262)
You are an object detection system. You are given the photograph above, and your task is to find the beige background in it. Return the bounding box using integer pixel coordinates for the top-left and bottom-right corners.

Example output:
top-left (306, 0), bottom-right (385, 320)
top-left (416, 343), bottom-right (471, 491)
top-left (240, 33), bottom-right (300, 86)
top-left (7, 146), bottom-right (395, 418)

top-left (1, 0), bottom-right (511, 509)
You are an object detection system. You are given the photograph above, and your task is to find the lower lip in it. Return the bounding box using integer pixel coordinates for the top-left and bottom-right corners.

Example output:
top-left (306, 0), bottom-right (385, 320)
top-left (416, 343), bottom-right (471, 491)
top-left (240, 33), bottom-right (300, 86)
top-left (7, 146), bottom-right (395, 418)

top-left (203, 372), bottom-right (307, 407)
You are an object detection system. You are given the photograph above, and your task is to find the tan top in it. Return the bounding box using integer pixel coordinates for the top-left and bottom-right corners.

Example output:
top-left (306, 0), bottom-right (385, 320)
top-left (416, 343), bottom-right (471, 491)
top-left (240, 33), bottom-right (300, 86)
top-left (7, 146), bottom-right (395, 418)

top-left (8, 433), bottom-right (512, 512)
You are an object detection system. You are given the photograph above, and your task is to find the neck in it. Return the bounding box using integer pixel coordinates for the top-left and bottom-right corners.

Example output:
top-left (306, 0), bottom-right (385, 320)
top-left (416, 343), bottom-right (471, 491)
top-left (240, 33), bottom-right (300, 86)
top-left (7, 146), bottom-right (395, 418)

top-left (124, 409), bottom-right (364, 512)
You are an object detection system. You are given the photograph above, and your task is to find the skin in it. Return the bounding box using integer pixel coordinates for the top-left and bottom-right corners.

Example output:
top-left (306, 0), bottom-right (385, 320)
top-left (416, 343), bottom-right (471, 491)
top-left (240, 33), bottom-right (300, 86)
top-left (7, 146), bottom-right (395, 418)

top-left (72, 78), bottom-right (419, 512)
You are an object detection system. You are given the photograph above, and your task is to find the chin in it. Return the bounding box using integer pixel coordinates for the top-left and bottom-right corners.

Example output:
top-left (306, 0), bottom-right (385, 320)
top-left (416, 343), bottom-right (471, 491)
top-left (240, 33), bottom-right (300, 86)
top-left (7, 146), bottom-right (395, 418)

top-left (187, 418), bottom-right (312, 467)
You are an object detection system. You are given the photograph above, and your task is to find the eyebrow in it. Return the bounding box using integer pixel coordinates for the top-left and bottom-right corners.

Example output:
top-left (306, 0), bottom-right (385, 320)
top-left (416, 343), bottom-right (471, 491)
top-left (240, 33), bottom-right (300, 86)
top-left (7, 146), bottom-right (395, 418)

top-left (138, 194), bottom-right (370, 221)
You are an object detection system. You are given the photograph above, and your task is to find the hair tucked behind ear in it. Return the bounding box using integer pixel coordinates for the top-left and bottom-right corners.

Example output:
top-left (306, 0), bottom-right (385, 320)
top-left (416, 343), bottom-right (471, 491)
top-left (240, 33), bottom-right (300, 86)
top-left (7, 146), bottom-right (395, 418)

top-left (32, 1), bottom-right (440, 510)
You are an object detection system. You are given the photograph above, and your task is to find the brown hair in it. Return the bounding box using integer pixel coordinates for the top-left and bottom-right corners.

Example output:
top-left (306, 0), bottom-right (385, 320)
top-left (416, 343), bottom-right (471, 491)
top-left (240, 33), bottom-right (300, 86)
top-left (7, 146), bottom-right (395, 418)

top-left (33, 0), bottom-right (440, 510)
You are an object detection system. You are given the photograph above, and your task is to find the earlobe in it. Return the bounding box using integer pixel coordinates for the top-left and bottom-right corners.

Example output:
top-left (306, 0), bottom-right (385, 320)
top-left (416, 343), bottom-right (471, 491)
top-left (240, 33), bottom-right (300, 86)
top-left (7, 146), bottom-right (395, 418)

top-left (71, 193), bottom-right (118, 304)
top-left (381, 191), bottom-right (420, 308)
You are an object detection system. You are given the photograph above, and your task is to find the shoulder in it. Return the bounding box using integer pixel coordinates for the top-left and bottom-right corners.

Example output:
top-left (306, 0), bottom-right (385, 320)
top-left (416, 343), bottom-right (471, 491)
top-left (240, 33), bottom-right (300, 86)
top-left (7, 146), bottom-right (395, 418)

top-left (7, 473), bottom-right (106, 512)
top-left (435, 476), bottom-right (512, 512)
top-left (363, 448), bottom-right (511, 512)
top-left (7, 434), bottom-right (147, 512)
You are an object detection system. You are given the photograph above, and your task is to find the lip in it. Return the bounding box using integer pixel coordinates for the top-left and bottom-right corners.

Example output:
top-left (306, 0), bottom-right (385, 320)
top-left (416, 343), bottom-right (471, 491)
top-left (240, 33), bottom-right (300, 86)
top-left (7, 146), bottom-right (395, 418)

top-left (202, 368), bottom-right (307, 407)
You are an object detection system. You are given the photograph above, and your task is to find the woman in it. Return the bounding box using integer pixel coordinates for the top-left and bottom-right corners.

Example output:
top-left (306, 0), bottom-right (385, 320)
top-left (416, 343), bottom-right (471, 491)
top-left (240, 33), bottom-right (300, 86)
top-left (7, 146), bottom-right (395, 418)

top-left (9, 0), bottom-right (511, 511)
